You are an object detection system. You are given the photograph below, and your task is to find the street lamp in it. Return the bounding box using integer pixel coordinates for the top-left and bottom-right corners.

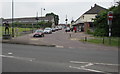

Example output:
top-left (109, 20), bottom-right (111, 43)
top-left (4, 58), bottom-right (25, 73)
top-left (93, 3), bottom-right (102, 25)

top-left (41, 8), bottom-right (45, 17)
top-left (12, 0), bottom-right (14, 37)
top-left (36, 12), bottom-right (39, 29)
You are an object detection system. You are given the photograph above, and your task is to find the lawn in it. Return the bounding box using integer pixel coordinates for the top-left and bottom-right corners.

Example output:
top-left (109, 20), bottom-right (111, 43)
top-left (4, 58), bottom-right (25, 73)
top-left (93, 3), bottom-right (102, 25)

top-left (1, 26), bottom-right (34, 37)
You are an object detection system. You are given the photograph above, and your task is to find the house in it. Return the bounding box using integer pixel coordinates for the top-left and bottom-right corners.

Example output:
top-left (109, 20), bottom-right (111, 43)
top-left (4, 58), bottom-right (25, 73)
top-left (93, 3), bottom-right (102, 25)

top-left (72, 4), bottom-right (107, 32)
top-left (3, 15), bottom-right (55, 27)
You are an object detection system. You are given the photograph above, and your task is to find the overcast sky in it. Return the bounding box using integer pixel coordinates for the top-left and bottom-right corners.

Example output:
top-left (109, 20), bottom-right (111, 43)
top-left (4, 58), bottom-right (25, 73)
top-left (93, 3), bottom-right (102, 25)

top-left (0, 0), bottom-right (117, 24)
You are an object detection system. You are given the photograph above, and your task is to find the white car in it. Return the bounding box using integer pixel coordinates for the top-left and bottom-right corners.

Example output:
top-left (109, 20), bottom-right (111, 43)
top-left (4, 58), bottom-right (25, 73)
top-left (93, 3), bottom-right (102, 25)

top-left (44, 28), bottom-right (52, 34)
top-left (65, 27), bottom-right (70, 32)
top-left (52, 28), bottom-right (56, 32)
top-left (58, 26), bottom-right (62, 30)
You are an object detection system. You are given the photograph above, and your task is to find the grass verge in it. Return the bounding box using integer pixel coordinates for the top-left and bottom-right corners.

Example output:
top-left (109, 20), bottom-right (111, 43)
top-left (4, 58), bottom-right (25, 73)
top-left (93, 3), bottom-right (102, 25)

top-left (80, 37), bottom-right (119, 47)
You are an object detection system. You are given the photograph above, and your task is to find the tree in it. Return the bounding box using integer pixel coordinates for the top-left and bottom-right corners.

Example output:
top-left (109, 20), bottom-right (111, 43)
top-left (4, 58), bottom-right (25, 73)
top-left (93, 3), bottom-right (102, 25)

top-left (93, 1), bottom-right (120, 37)
top-left (46, 12), bottom-right (59, 25)
top-left (38, 21), bottom-right (52, 28)
top-left (93, 12), bottom-right (108, 36)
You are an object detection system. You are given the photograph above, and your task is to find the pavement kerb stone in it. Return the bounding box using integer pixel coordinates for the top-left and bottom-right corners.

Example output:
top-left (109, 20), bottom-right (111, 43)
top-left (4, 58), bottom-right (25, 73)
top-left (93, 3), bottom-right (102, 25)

top-left (1, 40), bottom-right (56, 47)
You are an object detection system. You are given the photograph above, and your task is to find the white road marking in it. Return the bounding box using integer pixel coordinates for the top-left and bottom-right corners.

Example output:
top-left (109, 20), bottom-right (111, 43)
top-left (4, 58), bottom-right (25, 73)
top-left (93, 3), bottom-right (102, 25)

top-left (31, 38), bottom-right (39, 40)
top-left (70, 61), bottom-right (90, 64)
top-left (56, 45), bottom-right (64, 48)
top-left (69, 61), bottom-right (118, 73)
top-left (0, 55), bottom-right (13, 58)
top-left (69, 66), bottom-right (104, 73)
top-left (81, 63), bottom-right (94, 68)
top-left (1, 55), bottom-right (35, 61)
top-left (70, 38), bottom-right (77, 40)
top-left (8, 52), bottom-right (13, 55)
top-left (70, 61), bottom-right (119, 66)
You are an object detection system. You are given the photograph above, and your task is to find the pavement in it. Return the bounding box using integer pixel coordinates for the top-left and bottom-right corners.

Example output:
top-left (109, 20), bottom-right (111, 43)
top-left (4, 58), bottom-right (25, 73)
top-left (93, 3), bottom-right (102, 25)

top-left (1, 29), bottom-right (118, 50)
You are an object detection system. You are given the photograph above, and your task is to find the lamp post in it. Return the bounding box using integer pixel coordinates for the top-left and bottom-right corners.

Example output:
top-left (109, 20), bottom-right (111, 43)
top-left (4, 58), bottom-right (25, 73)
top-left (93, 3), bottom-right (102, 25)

top-left (41, 8), bottom-right (45, 17)
top-left (36, 12), bottom-right (39, 29)
top-left (12, 0), bottom-right (14, 37)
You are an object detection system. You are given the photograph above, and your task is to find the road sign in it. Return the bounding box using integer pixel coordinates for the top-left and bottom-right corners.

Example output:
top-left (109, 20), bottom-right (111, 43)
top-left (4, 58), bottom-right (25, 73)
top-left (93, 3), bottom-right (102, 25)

top-left (108, 11), bottom-right (113, 45)
top-left (108, 11), bottom-right (113, 21)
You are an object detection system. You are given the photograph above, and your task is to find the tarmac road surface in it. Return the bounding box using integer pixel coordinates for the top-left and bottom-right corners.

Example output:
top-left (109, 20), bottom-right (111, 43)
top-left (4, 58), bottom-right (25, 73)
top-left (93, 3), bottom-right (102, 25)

top-left (2, 43), bottom-right (119, 73)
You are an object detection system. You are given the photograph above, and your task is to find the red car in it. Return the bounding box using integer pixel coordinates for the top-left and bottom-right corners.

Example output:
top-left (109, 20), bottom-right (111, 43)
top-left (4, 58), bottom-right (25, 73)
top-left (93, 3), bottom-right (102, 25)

top-left (33, 30), bottom-right (44, 37)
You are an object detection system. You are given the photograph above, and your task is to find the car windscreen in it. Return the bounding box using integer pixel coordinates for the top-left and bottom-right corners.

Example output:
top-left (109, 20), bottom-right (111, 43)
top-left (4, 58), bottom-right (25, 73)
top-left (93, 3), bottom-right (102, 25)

top-left (45, 28), bottom-right (51, 30)
top-left (35, 30), bottom-right (43, 33)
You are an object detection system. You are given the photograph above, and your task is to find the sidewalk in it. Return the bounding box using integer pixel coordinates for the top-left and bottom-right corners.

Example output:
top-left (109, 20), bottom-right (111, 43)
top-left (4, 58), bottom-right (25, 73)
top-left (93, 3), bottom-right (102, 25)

top-left (2, 34), bottom-right (55, 47)
top-left (67, 32), bottom-right (94, 40)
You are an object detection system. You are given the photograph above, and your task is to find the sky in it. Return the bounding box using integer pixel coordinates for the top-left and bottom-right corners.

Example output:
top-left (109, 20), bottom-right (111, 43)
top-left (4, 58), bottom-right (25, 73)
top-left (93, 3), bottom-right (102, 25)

top-left (0, 0), bottom-right (118, 24)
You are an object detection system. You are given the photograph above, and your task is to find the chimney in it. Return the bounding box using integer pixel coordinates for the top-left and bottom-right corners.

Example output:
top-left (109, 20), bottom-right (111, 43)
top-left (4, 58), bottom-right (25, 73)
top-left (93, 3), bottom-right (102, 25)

top-left (91, 6), bottom-right (93, 9)
top-left (94, 4), bottom-right (97, 7)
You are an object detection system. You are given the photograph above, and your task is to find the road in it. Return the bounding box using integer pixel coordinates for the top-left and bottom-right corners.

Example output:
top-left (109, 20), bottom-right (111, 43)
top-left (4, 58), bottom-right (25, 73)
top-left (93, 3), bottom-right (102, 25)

top-left (40, 29), bottom-right (118, 50)
top-left (2, 43), bottom-right (118, 73)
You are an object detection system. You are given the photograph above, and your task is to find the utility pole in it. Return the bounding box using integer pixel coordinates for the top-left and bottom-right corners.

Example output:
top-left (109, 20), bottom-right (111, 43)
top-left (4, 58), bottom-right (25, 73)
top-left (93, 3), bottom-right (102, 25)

top-left (12, 0), bottom-right (14, 37)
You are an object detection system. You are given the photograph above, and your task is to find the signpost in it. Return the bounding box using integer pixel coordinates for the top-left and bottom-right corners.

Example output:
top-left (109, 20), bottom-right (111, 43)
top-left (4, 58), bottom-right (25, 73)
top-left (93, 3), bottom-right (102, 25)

top-left (108, 11), bottom-right (113, 45)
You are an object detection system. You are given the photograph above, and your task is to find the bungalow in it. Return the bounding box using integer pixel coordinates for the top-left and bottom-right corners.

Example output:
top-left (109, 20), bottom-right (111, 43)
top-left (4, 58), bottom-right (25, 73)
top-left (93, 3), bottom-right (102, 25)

top-left (72, 4), bottom-right (107, 32)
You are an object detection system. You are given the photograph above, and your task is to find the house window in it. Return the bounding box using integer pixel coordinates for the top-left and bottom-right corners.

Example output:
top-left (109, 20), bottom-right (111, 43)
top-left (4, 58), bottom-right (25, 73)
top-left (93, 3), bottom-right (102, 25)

top-left (83, 16), bottom-right (84, 19)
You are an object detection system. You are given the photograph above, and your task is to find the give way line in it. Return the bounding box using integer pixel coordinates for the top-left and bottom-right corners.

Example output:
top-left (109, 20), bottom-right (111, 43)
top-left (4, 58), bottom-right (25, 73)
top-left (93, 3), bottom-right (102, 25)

top-left (69, 61), bottom-right (119, 73)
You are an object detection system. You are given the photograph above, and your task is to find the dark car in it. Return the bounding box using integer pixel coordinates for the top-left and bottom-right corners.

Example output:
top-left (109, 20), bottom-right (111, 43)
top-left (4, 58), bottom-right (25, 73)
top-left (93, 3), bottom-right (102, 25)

top-left (33, 30), bottom-right (44, 37)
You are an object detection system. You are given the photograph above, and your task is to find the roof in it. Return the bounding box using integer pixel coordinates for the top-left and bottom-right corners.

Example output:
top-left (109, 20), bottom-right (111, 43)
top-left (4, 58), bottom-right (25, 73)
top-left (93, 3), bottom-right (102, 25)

top-left (73, 4), bottom-right (107, 24)
top-left (84, 4), bottom-right (107, 14)
top-left (3, 15), bottom-right (54, 21)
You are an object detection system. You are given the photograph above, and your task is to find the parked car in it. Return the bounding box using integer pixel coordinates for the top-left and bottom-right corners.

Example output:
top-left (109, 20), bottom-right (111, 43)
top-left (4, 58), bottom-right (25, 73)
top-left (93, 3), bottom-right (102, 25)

top-left (44, 28), bottom-right (52, 34)
top-left (65, 27), bottom-right (70, 32)
top-left (33, 30), bottom-right (44, 37)
top-left (58, 26), bottom-right (62, 30)
top-left (52, 28), bottom-right (56, 32)
top-left (55, 27), bottom-right (59, 31)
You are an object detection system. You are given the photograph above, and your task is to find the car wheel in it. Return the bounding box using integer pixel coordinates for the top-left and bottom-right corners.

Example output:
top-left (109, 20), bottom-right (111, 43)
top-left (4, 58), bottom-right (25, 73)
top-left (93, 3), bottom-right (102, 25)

top-left (33, 35), bottom-right (35, 37)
